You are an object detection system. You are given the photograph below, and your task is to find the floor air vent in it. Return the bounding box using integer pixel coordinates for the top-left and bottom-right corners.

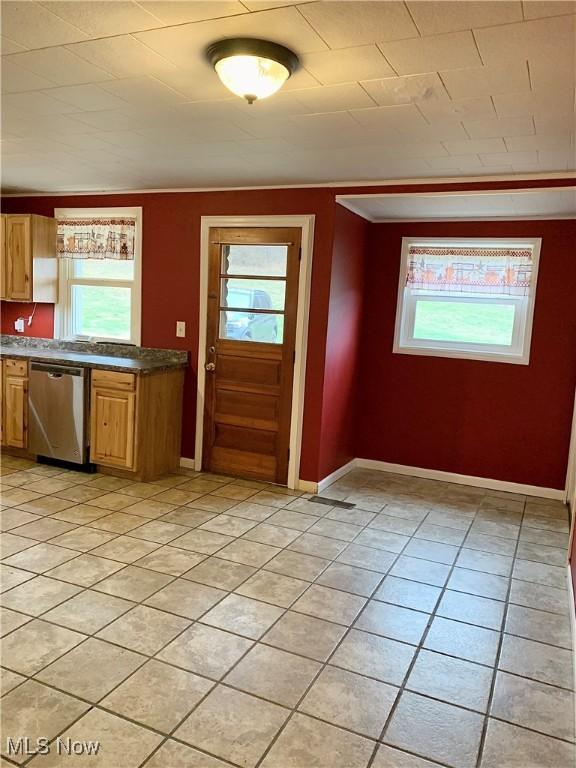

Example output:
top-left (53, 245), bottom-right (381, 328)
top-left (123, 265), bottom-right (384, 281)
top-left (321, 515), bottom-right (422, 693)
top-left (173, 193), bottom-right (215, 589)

top-left (308, 495), bottom-right (355, 509)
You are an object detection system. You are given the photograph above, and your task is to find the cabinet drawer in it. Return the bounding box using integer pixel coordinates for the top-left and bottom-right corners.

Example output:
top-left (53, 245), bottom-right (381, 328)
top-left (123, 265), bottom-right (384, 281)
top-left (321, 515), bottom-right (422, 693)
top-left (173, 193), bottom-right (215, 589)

top-left (4, 359), bottom-right (28, 377)
top-left (91, 369), bottom-right (136, 391)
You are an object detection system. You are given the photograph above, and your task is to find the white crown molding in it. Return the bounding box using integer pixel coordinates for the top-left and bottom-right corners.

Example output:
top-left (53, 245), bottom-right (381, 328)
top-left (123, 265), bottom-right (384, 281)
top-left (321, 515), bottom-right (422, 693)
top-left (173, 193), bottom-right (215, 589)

top-left (2, 172), bottom-right (575, 198)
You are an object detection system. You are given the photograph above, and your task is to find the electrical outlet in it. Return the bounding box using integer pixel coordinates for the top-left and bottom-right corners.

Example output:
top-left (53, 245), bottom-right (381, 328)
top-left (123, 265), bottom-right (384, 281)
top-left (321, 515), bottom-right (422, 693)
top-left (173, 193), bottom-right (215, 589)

top-left (176, 321), bottom-right (186, 338)
top-left (14, 318), bottom-right (25, 333)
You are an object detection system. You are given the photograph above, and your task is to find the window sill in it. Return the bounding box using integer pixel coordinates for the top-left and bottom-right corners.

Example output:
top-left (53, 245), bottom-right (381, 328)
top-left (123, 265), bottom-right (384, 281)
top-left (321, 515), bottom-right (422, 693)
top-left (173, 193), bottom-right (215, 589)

top-left (393, 344), bottom-right (530, 365)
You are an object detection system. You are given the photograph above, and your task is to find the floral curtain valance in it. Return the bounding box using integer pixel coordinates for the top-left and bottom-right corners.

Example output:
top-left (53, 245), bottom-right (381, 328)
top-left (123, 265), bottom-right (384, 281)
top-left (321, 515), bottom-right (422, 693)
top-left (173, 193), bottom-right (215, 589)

top-left (406, 246), bottom-right (534, 296)
top-left (57, 218), bottom-right (136, 260)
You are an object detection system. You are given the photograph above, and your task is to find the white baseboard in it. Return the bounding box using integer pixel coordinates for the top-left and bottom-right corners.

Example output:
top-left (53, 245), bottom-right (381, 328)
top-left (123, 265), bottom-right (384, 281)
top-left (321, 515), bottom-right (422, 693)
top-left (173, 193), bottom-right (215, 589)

top-left (183, 454), bottom-right (564, 501)
top-left (317, 460), bottom-right (357, 493)
top-left (342, 458), bottom-right (564, 500)
top-left (567, 566), bottom-right (576, 705)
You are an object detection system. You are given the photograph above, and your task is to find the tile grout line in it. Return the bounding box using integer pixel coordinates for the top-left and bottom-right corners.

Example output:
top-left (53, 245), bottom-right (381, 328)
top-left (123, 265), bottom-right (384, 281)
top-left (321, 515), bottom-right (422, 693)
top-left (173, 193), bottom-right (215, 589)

top-left (1, 464), bottom-right (573, 767)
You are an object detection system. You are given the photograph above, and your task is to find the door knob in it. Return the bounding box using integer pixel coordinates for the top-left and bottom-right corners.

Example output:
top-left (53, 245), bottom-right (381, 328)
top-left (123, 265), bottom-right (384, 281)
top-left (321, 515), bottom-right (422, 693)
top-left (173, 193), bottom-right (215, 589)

top-left (205, 362), bottom-right (216, 372)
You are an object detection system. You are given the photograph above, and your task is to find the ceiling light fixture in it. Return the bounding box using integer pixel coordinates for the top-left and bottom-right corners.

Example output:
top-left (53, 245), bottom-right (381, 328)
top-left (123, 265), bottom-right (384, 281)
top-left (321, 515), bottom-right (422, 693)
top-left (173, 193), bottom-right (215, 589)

top-left (205, 37), bottom-right (300, 104)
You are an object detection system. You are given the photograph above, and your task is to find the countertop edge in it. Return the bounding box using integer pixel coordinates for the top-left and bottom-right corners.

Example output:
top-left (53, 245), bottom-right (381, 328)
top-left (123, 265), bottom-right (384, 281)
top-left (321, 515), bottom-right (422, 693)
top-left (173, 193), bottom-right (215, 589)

top-left (0, 349), bottom-right (189, 375)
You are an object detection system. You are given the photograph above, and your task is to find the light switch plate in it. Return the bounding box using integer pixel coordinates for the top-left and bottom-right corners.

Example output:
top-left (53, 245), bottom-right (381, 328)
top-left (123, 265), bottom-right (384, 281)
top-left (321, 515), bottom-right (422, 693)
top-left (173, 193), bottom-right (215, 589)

top-left (14, 318), bottom-right (25, 333)
top-left (176, 321), bottom-right (186, 338)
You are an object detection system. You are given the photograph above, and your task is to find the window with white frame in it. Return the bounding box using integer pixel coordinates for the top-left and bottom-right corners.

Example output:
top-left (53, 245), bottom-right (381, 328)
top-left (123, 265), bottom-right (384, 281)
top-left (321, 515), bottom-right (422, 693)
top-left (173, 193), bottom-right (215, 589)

top-left (55, 208), bottom-right (142, 345)
top-left (393, 237), bottom-right (541, 364)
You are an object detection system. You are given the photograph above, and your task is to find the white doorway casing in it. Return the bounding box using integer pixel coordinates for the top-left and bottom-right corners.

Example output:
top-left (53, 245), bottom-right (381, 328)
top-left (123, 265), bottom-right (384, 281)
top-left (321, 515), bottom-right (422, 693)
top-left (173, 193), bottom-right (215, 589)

top-left (195, 215), bottom-right (315, 490)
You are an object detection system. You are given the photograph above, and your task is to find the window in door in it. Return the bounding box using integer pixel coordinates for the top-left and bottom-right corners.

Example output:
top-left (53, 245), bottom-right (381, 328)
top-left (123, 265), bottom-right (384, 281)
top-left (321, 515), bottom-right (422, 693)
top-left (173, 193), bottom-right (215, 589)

top-left (394, 237), bottom-right (541, 364)
top-left (55, 208), bottom-right (142, 344)
top-left (219, 244), bottom-right (288, 344)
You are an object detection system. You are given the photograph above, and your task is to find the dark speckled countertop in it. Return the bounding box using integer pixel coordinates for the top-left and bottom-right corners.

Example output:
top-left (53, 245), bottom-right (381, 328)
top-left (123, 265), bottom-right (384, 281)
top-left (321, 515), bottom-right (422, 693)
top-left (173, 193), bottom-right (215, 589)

top-left (0, 335), bottom-right (188, 374)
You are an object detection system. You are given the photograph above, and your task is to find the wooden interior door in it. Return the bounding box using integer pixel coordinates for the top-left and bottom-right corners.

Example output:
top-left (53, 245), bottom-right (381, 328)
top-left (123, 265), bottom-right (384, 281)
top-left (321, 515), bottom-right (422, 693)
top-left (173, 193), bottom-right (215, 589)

top-left (202, 227), bottom-right (301, 484)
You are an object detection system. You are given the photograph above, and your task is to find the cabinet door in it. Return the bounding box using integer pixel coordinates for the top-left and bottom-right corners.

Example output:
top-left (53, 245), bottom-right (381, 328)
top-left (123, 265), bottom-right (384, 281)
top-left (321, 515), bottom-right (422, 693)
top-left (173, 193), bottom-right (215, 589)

top-left (90, 386), bottom-right (136, 470)
top-left (1, 215), bottom-right (6, 301)
top-left (4, 374), bottom-right (28, 448)
top-left (6, 215), bottom-right (32, 301)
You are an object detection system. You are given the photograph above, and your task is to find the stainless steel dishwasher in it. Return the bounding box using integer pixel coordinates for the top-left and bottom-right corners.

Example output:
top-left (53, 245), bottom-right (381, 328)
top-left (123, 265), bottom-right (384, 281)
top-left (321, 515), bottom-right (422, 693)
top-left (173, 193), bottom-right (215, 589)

top-left (28, 362), bottom-right (89, 464)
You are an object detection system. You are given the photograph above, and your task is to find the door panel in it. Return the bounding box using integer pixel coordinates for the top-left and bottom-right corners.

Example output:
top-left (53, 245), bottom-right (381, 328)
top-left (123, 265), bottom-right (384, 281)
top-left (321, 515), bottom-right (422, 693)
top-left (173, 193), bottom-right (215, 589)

top-left (203, 227), bottom-right (301, 484)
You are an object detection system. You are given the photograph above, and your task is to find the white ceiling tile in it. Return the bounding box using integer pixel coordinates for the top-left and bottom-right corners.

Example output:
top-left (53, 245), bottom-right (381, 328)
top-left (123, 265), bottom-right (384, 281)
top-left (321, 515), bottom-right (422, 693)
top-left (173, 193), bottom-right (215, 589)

top-left (479, 150), bottom-right (538, 165)
top-left (529, 56), bottom-right (575, 90)
top-left (40, 1), bottom-right (161, 36)
top-left (153, 67), bottom-right (232, 101)
top-left (440, 62), bottom-right (531, 100)
top-left (350, 103), bottom-right (429, 129)
top-left (135, 7), bottom-right (328, 70)
top-left (426, 155), bottom-right (483, 170)
top-left (464, 116), bottom-right (535, 138)
top-left (361, 73), bottom-right (446, 107)
top-left (303, 46), bottom-right (395, 86)
top-left (505, 132), bottom-right (574, 151)
top-left (534, 112), bottom-right (576, 133)
top-left (407, 1), bottom-right (522, 35)
top-left (292, 83), bottom-right (375, 113)
top-left (379, 31), bottom-right (482, 75)
top-left (1, 60), bottom-right (56, 93)
top-left (54, 132), bottom-right (128, 151)
top-left (522, 1), bottom-right (576, 19)
top-left (474, 15), bottom-right (575, 67)
top-left (280, 68), bottom-right (320, 92)
top-left (17, 113), bottom-right (93, 135)
top-left (241, 1), bottom-right (310, 9)
top-left (382, 141), bottom-right (448, 159)
top-left (494, 90), bottom-right (575, 119)
top-left (7, 48), bottom-right (115, 86)
top-left (42, 84), bottom-right (130, 111)
top-left (66, 36), bottom-right (178, 78)
top-left (1, 1), bottom-right (88, 47)
top-left (98, 76), bottom-right (186, 106)
top-left (1, 36), bottom-right (28, 54)
top-left (3, 90), bottom-right (79, 115)
top-left (444, 137), bottom-right (507, 154)
top-left (138, 1), bottom-right (247, 25)
top-left (381, 120), bottom-right (470, 142)
top-left (419, 95), bottom-right (496, 122)
top-left (298, 2), bottom-right (418, 48)
top-left (538, 147), bottom-right (575, 164)
top-left (68, 109), bottom-right (147, 130)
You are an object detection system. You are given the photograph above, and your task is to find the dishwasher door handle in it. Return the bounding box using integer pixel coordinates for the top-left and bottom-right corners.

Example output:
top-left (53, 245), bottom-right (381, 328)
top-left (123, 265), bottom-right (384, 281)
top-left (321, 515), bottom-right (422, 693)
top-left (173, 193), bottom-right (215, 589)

top-left (48, 373), bottom-right (63, 379)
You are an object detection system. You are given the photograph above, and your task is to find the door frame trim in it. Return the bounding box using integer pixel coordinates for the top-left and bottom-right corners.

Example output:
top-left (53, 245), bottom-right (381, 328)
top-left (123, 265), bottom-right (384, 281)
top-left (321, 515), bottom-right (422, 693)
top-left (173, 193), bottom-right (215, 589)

top-left (195, 215), bottom-right (315, 489)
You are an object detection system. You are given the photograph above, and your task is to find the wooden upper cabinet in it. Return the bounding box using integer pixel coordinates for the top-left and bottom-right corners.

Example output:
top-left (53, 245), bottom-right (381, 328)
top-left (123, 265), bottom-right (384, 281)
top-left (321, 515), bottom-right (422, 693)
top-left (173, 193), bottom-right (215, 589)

top-left (1, 214), bottom-right (58, 303)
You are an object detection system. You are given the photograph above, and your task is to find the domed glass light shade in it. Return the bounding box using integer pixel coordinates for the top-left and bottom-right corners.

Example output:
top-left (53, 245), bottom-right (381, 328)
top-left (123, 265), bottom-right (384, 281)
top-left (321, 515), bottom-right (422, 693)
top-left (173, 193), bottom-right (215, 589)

top-left (206, 38), bottom-right (300, 104)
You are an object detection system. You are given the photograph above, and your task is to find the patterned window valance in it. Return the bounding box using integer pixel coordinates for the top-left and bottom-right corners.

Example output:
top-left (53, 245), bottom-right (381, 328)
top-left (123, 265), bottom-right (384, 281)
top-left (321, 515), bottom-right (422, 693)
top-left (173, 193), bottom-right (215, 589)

top-left (406, 245), bottom-right (534, 296)
top-left (57, 218), bottom-right (136, 260)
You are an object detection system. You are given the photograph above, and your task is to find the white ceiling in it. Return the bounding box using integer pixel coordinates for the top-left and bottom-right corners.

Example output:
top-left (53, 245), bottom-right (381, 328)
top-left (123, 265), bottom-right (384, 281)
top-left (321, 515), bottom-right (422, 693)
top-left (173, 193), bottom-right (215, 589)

top-left (338, 187), bottom-right (576, 220)
top-left (1, 0), bottom-right (575, 193)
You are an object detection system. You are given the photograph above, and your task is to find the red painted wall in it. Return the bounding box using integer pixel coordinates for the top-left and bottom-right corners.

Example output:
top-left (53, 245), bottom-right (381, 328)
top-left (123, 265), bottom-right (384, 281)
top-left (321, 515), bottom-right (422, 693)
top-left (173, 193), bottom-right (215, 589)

top-left (1, 189), bottom-right (336, 479)
top-left (318, 204), bottom-right (368, 479)
top-left (1, 302), bottom-right (54, 338)
top-left (357, 220), bottom-right (576, 490)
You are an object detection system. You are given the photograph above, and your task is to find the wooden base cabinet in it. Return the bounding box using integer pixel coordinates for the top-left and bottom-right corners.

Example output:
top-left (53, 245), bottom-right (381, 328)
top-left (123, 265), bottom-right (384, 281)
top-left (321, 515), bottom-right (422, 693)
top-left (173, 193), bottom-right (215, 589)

top-left (1, 214), bottom-right (58, 302)
top-left (90, 368), bottom-right (184, 481)
top-left (1, 359), bottom-right (29, 449)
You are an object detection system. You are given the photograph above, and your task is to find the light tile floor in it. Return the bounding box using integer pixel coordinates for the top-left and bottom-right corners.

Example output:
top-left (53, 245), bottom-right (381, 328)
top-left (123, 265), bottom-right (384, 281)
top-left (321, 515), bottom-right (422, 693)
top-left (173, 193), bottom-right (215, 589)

top-left (0, 457), bottom-right (574, 768)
